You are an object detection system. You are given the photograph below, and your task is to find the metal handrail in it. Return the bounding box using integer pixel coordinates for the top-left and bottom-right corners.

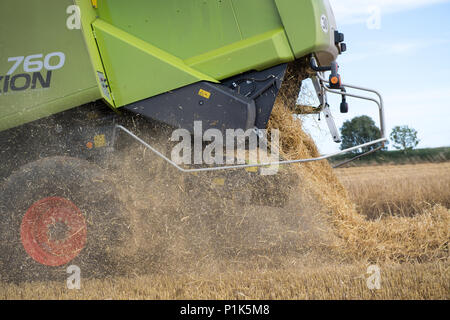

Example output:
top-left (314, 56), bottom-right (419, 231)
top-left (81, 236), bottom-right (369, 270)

top-left (113, 123), bottom-right (386, 174)
top-left (112, 74), bottom-right (387, 173)
top-left (317, 74), bottom-right (387, 138)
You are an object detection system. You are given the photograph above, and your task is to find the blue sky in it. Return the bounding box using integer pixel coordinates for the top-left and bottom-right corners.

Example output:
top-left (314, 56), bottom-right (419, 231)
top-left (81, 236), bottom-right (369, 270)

top-left (301, 0), bottom-right (450, 154)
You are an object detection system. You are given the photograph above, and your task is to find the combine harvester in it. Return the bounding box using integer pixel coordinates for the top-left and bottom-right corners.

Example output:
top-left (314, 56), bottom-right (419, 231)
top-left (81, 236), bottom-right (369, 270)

top-left (0, 0), bottom-right (386, 282)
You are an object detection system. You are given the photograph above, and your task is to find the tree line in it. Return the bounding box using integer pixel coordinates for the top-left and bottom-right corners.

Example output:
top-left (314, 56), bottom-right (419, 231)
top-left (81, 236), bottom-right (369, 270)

top-left (340, 116), bottom-right (420, 153)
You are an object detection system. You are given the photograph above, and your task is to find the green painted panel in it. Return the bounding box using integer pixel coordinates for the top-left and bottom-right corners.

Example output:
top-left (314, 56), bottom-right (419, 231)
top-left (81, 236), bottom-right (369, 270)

top-left (0, 0), bottom-right (100, 132)
top-left (275, 0), bottom-right (320, 59)
top-left (75, 0), bottom-right (116, 107)
top-left (274, 0), bottom-right (338, 63)
top-left (230, 0), bottom-right (283, 39)
top-left (0, 87), bottom-right (99, 132)
top-left (92, 20), bottom-right (218, 107)
top-left (96, 0), bottom-right (243, 60)
top-left (184, 29), bottom-right (294, 79)
top-left (91, 0), bottom-right (297, 105)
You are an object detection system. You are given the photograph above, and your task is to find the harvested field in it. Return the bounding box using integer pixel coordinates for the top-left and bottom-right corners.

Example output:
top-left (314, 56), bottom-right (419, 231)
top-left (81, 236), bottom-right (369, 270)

top-left (1, 262), bottom-right (448, 300)
top-left (0, 63), bottom-right (448, 300)
top-left (335, 162), bottom-right (450, 219)
top-left (268, 74), bottom-right (449, 264)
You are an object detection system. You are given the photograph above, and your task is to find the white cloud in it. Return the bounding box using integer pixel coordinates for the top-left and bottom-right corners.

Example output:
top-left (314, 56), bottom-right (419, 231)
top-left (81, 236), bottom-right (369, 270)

top-left (330, 0), bottom-right (450, 25)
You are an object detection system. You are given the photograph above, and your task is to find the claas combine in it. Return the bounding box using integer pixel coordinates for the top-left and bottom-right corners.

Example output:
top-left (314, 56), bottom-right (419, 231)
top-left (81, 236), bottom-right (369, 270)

top-left (0, 0), bottom-right (386, 282)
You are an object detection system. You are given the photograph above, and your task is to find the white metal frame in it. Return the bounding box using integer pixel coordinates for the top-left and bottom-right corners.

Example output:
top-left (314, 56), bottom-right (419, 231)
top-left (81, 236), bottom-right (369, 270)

top-left (112, 73), bottom-right (388, 173)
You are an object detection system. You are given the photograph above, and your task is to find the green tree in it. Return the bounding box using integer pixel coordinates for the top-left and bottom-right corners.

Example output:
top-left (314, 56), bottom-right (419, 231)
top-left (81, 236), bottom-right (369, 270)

top-left (340, 116), bottom-right (381, 153)
top-left (390, 125), bottom-right (419, 152)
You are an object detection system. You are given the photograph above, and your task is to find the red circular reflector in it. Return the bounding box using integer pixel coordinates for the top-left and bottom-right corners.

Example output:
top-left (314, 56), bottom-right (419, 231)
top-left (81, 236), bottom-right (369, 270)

top-left (20, 197), bottom-right (87, 266)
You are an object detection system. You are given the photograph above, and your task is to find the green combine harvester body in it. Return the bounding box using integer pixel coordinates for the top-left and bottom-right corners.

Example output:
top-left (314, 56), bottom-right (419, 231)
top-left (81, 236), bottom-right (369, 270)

top-left (0, 0), bottom-right (341, 132)
top-left (0, 0), bottom-right (389, 281)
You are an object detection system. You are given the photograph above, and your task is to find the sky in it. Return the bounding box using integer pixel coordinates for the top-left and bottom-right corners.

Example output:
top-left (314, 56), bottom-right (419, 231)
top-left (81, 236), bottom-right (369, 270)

top-left (300, 0), bottom-right (450, 154)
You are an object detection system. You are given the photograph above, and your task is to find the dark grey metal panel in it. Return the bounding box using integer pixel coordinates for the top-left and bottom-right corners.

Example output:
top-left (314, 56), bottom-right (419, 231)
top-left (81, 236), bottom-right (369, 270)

top-left (123, 64), bottom-right (288, 134)
top-left (221, 64), bottom-right (287, 129)
top-left (124, 82), bottom-right (256, 135)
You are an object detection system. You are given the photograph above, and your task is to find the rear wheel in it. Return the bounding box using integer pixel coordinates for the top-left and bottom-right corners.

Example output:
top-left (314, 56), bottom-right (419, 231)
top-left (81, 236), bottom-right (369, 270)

top-left (0, 156), bottom-right (131, 283)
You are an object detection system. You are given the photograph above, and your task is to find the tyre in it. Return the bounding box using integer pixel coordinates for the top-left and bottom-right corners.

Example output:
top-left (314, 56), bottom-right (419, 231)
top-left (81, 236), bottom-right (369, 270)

top-left (0, 156), bottom-right (131, 283)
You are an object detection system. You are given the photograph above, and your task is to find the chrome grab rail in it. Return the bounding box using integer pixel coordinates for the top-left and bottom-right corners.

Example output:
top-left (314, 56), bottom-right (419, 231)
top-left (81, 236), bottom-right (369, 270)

top-left (112, 75), bottom-right (387, 173)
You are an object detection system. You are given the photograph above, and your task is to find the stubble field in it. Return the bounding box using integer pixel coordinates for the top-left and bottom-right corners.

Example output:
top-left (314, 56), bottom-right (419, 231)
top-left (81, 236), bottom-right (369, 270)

top-left (1, 107), bottom-right (448, 300)
top-left (1, 64), bottom-right (448, 300)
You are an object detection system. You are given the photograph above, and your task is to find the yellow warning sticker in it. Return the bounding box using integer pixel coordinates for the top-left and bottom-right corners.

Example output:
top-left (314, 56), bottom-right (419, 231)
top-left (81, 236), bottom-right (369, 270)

top-left (212, 178), bottom-right (225, 186)
top-left (198, 89), bottom-right (211, 99)
top-left (94, 134), bottom-right (106, 148)
top-left (244, 159), bottom-right (259, 173)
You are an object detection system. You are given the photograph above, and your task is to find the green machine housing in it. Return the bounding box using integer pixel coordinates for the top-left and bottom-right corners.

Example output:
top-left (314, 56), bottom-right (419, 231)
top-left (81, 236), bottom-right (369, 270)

top-left (0, 0), bottom-right (345, 134)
